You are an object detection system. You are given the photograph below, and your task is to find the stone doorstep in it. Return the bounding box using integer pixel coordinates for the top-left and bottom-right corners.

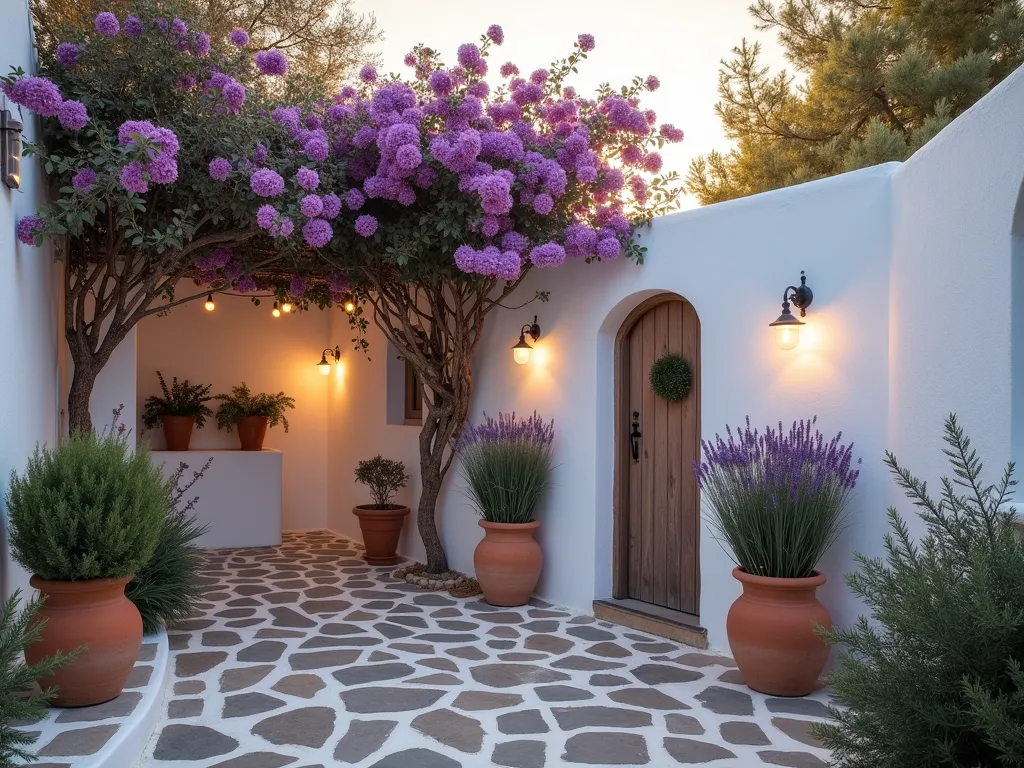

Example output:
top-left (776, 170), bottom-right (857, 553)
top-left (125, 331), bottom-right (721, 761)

top-left (593, 599), bottom-right (709, 650)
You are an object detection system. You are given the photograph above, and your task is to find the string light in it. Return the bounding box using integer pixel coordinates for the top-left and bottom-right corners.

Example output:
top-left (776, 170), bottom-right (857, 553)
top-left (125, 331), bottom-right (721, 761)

top-left (204, 294), bottom-right (215, 312)
top-left (271, 301), bottom-right (281, 318)
top-left (344, 294), bottom-right (356, 314)
top-left (281, 300), bottom-right (293, 313)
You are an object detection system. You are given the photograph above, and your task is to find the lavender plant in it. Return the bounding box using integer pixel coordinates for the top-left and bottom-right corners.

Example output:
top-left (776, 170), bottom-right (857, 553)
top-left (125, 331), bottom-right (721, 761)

top-left (695, 416), bottom-right (860, 579)
top-left (457, 412), bottom-right (555, 525)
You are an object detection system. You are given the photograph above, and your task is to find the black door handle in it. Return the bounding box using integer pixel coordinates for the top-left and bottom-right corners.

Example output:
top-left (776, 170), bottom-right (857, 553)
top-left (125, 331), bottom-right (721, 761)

top-left (630, 411), bottom-right (641, 462)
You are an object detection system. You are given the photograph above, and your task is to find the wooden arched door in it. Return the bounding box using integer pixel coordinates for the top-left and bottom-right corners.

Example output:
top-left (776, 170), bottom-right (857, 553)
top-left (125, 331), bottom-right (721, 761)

top-left (614, 294), bottom-right (701, 616)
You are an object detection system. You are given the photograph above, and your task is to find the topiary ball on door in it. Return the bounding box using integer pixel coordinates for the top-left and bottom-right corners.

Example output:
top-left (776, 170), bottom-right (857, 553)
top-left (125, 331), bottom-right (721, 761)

top-left (649, 353), bottom-right (692, 401)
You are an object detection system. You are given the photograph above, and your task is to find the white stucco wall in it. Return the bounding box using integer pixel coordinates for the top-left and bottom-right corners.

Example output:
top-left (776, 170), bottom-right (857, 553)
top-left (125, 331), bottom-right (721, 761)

top-left (0, 0), bottom-right (62, 598)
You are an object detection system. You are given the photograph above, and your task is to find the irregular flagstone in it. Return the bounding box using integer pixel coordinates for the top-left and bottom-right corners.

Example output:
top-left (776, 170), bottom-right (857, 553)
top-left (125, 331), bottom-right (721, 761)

top-left (471, 611), bottom-right (526, 624)
top-left (202, 631), bottom-right (243, 647)
top-left (695, 685), bottom-right (755, 715)
top-left (320, 622), bottom-right (366, 636)
top-left (587, 641), bottom-right (632, 658)
top-left (717, 669), bottom-right (745, 685)
top-left (502, 652), bottom-right (549, 662)
top-left (411, 709), bottom-right (484, 753)
top-left (344, 610), bottom-right (379, 622)
top-left (237, 640), bottom-right (287, 663)
top-left (488, 640), bottom-right (516, 650)
top-left (758, 750), bottom-right (830, 767)
top-left (55, 692), bottom-right (141, 722)
top-left (524, 634), bottom-right (574, 654)
top-left (609, 687), bottom-right (690, 710)
top-left (672, 652), bottom-right (736, 668)
top-left (721, 720), bottom-right (771, 745)
top-left (521, 620), bottom-right (560, 633)
top-left (437, 620), bottom-right (478, 631)
top-left (168, 699), bottom-right (204, 718)
top-left (446, 646), bottom-right (489, 661)
top-left (497, 709), bottom-right (550, 734)
top-left (152, 725), bottom-right (239, 760)
top-left (562, 732), bottom-right (650, 765)
top-left (369, 748), bottom-right (461, 768)
top-left (288, 649), bottom-right (361, 670)
top-left (631, 663), bottom-right (703, 685)
top-left (566, 625), bottom-right (616, 642)
top-left (208, 753), bottom-right (298, 768)
top-left (300, 635), bottom-right (381, 649)
top-left (251, 706), bottom-right (336, 748)
top-left (552, 706), bottom-right (653, 731)
top-left (176, 651), bottom-right (228, 677)
top-left (765, 698), bottom-right (833, 718)
top-left (256, 629), bottom-right (304, 639)
top-left (220, 665), bottom-right (276, 693)
top-left (771, 717), bottom-right (826, 748)
top-left (470, 663), bottom-right (571, 688)
top-left (340, 686), bottom-right (446, 714)
top-left (301, 599), bottom-right (353, 613)
top-left (492, 740), bottom-right (546, 768)
top-left (333, 662), bottom-right (415, 686)
top-left (666, 713), bottom-right (706, 735)
top-left (390, 642), bottom-right (435, 654)
top-left (333, 719), bottom-right (398, 764)
top-left (535, 685), bottom-right (595, 702)
top-left (223, 692), bottom-right (287, 718)
top-left (415, 633), bottom-right (480, 643)
top-left (664, 737), bottom-right (736, 764)
top-left (405, 673), bottom-right (462, 685)
top-left (368, 650), bottom-right (399, 662)
top-left (418, 657), bottom-right (460, 672)
top-left (453, 691), bottom-right (525, 711)
top-left (270, 607), bottom-right (316, 628)
top-left (488, 626), bottom-right (521, 638)
top-left (387, 615), bottom-right (429, 628)
top-left (36, 726), bottom-right (117, 757)
top-left (631, 641), bottom-right (678, 653)
top-left (590, 674), bottom-right (630, 686)
top-left (551, 655), bottom-right (625, 671)
top-left (375, 622), bottom-right (415, 639)
top-left (174, 680), bottom-right (204, 695)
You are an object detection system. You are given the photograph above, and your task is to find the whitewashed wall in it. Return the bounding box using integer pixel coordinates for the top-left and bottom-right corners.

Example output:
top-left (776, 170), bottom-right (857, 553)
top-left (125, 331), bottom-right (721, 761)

top-left (0, 0), bottom-right (62, 598)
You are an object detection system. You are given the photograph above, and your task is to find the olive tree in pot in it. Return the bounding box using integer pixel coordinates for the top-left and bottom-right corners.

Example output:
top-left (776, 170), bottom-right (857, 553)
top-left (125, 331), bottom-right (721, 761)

top-left (696, 417), bottom-right (860, 696)
top-left (4, 410), bottom-right (167, 706)
top-left (141, 371), bottom-right (213, 451)
top-left (353, 456), bottom-right (410, 565)
top-left (459, 412), bottom-right (555, 606)
top-left (214, 383), bottom-right (295, 451)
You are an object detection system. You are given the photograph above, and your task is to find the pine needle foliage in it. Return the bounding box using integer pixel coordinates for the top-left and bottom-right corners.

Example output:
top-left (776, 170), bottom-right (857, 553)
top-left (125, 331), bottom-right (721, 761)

top-left (0, 591), bottom-right (80, 766)
top-left (4, 414), bottom-right (167, 581)
top-left (126, 460), bottom-right (211, 634)
top-left (817, 413), bottom-right (1024, 767)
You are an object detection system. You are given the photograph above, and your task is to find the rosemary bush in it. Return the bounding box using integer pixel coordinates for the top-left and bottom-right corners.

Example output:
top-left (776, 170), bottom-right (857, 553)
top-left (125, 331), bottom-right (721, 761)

top-left (457, 412), bottom-right (555, 524)
top-left (354, 456), bottom-right (408, 509)
top-left (695, 416), bottom-right (860, 578)
top-left (141, 371), bottom-right (213, 430)
top-left (5, 410), bottom-right (167, 580)
top-left (817, 414), bottom-right (1024, 767)
top-left (214, 383), bottom-right (295, 432)
top-left (126, 459), bottom-right (210, 634)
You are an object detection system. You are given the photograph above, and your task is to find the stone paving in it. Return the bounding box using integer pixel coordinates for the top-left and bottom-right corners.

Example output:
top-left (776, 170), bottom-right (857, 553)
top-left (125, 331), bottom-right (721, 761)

top-left (139, 530), bottom-right (835, 767)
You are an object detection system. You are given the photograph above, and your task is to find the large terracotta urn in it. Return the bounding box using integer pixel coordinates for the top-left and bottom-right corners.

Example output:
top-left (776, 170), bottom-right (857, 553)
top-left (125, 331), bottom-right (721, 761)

top-left (352, 506), bottom-right (410, 565)
top-left (236, 415), bottom-right (269, 451)
top-left (161, 415), bottom-right (195, 451)
top-left (726, 567), bottom-right (831, 696)
top-left (26, 575), bottom-right (142, 707)
top-left (474, 520), bottom-right (542, 607)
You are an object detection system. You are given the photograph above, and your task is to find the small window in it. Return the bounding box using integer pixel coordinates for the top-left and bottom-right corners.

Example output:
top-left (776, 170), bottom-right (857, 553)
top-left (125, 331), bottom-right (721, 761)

top-left (404, 360), bottom-right (423, 425)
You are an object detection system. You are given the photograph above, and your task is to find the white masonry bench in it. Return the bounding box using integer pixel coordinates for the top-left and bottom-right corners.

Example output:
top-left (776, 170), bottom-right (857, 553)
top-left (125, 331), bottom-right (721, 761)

top-left (150, 449), bottom-right (283, 549)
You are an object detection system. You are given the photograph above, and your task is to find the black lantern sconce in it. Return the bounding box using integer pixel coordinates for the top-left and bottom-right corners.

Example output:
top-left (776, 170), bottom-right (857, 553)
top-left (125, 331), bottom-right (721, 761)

top-left (512, 315), bottom-right (541, 365)
top-left (2, 110), bottom-right (23, 190)
top-left (317, 346), bottom-right (340, 376)
top-left (768, 270), bottom-right (813, 351)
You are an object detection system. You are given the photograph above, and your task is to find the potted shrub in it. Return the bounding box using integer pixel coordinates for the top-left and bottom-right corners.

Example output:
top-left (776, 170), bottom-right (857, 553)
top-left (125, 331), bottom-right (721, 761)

top-left (696, 416), bottom-right (860, 696)
top-left (459, 412), bottom-right (555, 606)
top-left (141, 371), bottom-right (213, 451)
top-left (214, 383), bottom-right (295, 450)
top-left (4, 411), bottom-right (167, 706)
top-left (352, 456), bottom-right (410, 564)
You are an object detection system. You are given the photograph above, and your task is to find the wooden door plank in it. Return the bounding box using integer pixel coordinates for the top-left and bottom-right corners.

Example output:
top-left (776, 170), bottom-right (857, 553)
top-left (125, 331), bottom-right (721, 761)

top-left (666, 300), bottom-right (684, 611)
top-left (627, 321), bottom-right (645, 600)
top-left (640, 308), bottom-right (657, 604)
top-left (652, 302), bottom-right (671, 607)
top-left (680, 301), bottom-right (701, 614)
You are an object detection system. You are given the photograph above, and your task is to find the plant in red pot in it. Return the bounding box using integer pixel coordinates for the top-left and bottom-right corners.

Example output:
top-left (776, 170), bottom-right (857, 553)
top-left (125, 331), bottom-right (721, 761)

top-left (459, 412), bottom-right (555, 607)
top-left (352, 456), bottom-right (410, 565)
top-left (141, 372), bottom-right (213, 451)
top-left (696, 417), bottom-right (860, 696)
top-left (4, 408), bottom-right (167, 707)
top-left (214, 383), bottom-right (295, 450)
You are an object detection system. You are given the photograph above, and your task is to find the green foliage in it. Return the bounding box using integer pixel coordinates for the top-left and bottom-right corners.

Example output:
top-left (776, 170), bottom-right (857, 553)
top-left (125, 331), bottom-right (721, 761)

top-left (817, 414), bottom-right (1024, 767)
top-left (354, 455), bottom-right (409, 509)
top-left (649, 353), bottom-right (692, 401)
top-left (4, 417), bottom-right (167, 581)
top-left (0, 591), bottom-right (81, 766)
top-left (126, 460), bottom-right (210, 634)
top-left (141, 371), bottom-right (213, 430)
top-left (687, 0), bottom-right (1024, 204)
top-left (214, 383), bottom-right (295, 432)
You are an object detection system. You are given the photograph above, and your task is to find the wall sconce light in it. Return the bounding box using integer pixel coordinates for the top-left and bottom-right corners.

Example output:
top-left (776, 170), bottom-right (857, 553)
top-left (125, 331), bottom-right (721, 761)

top-left (2, 110), bottom-right (23, 190)
top-left (204, 293), bottom-right (216, 312)
top-left (768, 270), bottom-right (813, 351)
top-left (271, 301), bottom-right (281, 318)
top-left (512, 315), bottom-right (541, 365)
top-left (318, 346), bottom-right (340, 375)
top-left (281, 300), bottom-right (293, 314)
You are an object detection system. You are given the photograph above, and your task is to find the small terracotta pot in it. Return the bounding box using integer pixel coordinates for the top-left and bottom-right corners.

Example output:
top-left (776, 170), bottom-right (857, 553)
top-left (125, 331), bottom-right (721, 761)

top-left (352, 505), bottom-right (410, 565)
top-left (236, 415), bottom-right (269, 451)
top-left (474, 520), bottom-right (542, 607)
top-left (161, 415), bottom-right (195, 451)
top-left (727, 567), bottom-right (831, 696)
top-left (26, 575), bottom-right (142, 707)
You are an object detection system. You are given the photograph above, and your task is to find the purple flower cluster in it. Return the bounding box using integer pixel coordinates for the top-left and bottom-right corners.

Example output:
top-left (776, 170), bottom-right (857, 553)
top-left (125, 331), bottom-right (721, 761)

top-left (255, 49), bottom-right (287, 76)
top-left (194, 247), bottom-right (233, 269)
top-left (359, 65), bottom-right (378, 83)
top-left (256, 204), bottom-right (278, 230)
top-left (487, 25), bottom-right (504, 45)
top-left (209, 157), bottom-right (232, 181)
top-left (452, 245), bottom-right (520, 281)
top-left (300, 194), bottom-right (324, 217)
top-left (457, 411), bottom-right (555, 451)
top-left (117, 120), bottom-right (180, 192)
top-left (2, 76), bottom-right (63, 116)
top-left (296, 167), bottom-right (319, 191)
top-left (72, 168), bottom-right (97, 192)
top-left (354, 214), bottom-right (378, 237)
top-left (289, 275), bottom-right (307, 296)
top-left (56, 43), bottom-right (80, 67)
top-left (303, 218), bottom-right (333, 248)
top-left (250, 168), bottom-right (285, 197)
top-left (57, 100), bottom-right (89, 131)
top-left (322, 194), bottom-right (342, 219)
top-left (16, 216), bottom-right (43, 245)
top-left (94, 12), bottom-right (120, 37)
top-left (230, 28), bottom-right (250, 47)
top-left (123, 15), bottom-right (144, 37)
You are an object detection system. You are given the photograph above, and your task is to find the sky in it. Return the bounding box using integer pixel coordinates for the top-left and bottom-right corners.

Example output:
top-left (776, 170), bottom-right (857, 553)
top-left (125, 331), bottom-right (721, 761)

top-left (349, 0), bottom-right (791, 209)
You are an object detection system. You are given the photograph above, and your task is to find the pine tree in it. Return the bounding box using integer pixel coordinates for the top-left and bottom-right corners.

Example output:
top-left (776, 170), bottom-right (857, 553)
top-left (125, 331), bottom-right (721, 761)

top-left (817, 414), bottom-right (1024, 767)
top-left (688, 0), bottom-right (1024, 205)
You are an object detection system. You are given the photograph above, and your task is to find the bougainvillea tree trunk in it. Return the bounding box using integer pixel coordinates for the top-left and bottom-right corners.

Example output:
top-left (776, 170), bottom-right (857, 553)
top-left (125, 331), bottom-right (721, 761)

top-left (365, 267), bottom-right (531, 574)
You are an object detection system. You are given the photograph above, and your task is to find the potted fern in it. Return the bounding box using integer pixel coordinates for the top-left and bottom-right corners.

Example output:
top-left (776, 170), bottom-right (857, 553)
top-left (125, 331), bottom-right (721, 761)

top-left (352, 456), bottom-right (410, 564)
top-left (4, 408), bottom-right (167, 706)
top-left (214, 383), bottom-right (295, 451)
top-left (141, 371), bottom-right (213, 451)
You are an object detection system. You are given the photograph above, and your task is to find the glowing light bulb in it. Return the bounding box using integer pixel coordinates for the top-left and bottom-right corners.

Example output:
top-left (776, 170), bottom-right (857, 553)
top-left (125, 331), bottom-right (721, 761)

top-left (344, 300), bottom-right (356, 314)
top-left (204, 294), bottom-right (215, 312)
top-left (272, 301), bottom-right (281, 318)
top-left (513, 346), bottom-right (532, 365)
top-left (281, 301), bottom-right (293, 313)
top-left (318, 357), bottom-right (331, 375)
top-left (775, 324), bottom-right (800, 351)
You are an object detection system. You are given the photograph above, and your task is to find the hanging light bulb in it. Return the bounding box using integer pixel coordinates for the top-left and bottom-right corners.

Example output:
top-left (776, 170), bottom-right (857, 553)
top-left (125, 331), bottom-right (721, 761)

top-left (281, 300), bottom-right (293, 313)
top-left (204, 294), bottom-right (215, 312)
top-left (344, 294), bottom-right (356, 314)
top-left (272, 301), bottom-right (281, 318)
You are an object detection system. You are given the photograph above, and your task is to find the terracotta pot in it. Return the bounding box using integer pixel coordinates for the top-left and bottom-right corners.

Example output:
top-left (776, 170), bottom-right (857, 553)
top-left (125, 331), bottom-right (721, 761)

top-left (352, 505), bottom-right (410, 565)
top-left (161, 415), bottom-right (195, 451)
top-left (474, 520), bottom-right (542, 607)
top-left (236, 415), bottom-right (269, 451)
top-left (26, 575), bottom-right (142, 707)
top-left (727, 567), bottom-right (831, 696)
